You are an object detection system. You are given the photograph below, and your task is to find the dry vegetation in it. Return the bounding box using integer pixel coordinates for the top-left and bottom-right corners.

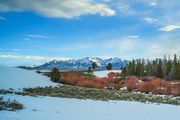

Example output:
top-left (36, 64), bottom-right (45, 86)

top-left (0, 96), bottom-right (23, 111)
top-left (58, 72), bottom-right (180, 96)
top-left (20, 85), bottom-right (180, 105)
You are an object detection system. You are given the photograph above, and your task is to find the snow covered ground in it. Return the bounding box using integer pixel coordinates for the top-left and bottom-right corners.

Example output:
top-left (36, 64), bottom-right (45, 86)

top-left (94, 70), bottom-right (121, 77)
top-left (0, 66), bottom-right (57, 90)
top-left (1, 94), bottom-right (180, 120)
top-left (0, 66), bottom-right (180, 120)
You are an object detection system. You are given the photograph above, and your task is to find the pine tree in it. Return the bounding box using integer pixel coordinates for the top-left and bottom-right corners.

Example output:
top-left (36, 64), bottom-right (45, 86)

top-left (174, 54), bottom-right (179, 80)
top-left (120, 54), bottom-right (180, 80)
top-left (50, 68), bottom-right (60, 82)
top-left (121, 67), bottom-right (127, 78)
top-left (132, 59), bottom-right (136, 75)
top-left (145, 59), bottom-right (151, 76)
top-left (127, 61), bottom-right (132, 75)
top-left (136, 59), bottom-right (141, 77)
top-left (157, 59), bottom-right (163, 78)
top-left (106, 63), bottom-right (113, 70)
top-left (152, 60), bottom-right (157, 76)
top-left (169, 54), bottom-right (177, 80)
top-left (140, 59), bottom-right (145, 76)
top-left (166, 55), bottom-right (172, 80)
top-left (92, 62), bottom-right (98, 70)
top-left (162, 55), bottom-right (167, 79)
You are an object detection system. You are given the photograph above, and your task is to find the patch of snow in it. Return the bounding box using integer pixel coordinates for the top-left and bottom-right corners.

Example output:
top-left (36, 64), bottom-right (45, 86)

top-left (0, 94), bottom-right (180, 120)
top-left (94, 70), bottom-right (121, 77)
top-left (0, 66), bottom-right (57, 90)
top-left (105, 57), bottom-right (122, 64)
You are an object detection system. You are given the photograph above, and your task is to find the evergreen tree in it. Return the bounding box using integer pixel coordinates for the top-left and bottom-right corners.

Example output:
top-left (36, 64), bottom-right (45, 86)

top-left (176, 60), bottom-right (180, 80)
top-left (173, 54), bottom-right (179, 80)
top-left (140, 59), bottom-right (145, 76)
top-left (132, 59), bottom-right (136, 75)
top-left (145, 59), bottom-right (151, 76)
top-left (106, 63), bottom-right (113, 70)
top-left (127, 61), bottom-right (133, 75)
top-left (152, 60), bottom-right (157, 76)
top-left (92, 62), bottom-right (98, 70)
top-left (50, 68), bottom-right (60, 82)
top-left (136, 59), bottom-right (141, 77)
top-left (169, 54), bottom-right (177, 80)
top-left (121, 54), bottom-right (180, 80)
top-left (162, 55), bottom-right (167, 79)
top-left (157, 59), bottom-right (163, 78)
top-left (121, 67), bottom-right (127, 78)
top-left (166, 55), bottom-right (172, 80)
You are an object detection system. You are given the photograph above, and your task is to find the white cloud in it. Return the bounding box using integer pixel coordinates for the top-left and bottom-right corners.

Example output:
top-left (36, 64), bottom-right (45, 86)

top-left (50, 43), bottom-right (92, 52)
top-left (150, 1), bottom-right (157, 6)
top-left (99, 0), bottom-right (111, 2)
top-left (25, 34), bottom-right (54, 39)
top-left (119, 39), bottom-right (137, 51)
top-left (104, 37), bottom-right (139, 53)
top-left (0, 54), bottom-right (70, 61)
top-left (0, 54), bottom-right (71, 66)
top-left (117, 3), bottom-right (135, 15)
top-left (0, 16), bottom-right (6, 20)
top-left (160, 25), bottom-right (180, 32)
top-left (115, 0), bottom-right (180, 30)
top-left (144, 17), bottom-right (158, 24)
top-left (97, 33), bottom-right (180, 59)
top-left (0, 0), bottom-right (115, 18)
top-left (128, 35), bottom-right (139, 38)
top-left (145, 39), bottom-right (180, 59)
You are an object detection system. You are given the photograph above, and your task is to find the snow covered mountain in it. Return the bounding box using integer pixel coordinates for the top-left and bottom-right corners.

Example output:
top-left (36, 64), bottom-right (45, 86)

top-left (24, 57), bottom-right (128, 70)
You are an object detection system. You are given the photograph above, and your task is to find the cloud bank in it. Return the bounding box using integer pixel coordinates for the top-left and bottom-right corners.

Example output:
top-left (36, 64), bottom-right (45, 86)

top-left (160, 25), bottom-right (180, 32)
top-left (0, 0), bottom-right (115, 18)
top-left (0, 54), bottom-right (70, 61)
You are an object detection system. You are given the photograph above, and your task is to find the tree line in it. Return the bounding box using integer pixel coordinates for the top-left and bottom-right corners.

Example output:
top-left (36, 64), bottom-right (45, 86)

top-left (121, 54), bottom-right (180, 80)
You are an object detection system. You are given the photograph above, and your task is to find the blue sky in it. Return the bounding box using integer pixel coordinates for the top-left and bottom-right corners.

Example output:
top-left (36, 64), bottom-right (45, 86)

top-left (0, 0), bottom-right (180, 66)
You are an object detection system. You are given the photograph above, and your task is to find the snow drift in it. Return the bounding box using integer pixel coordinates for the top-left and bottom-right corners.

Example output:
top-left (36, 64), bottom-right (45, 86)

top-left (0, 66), bottom-right (56, 90)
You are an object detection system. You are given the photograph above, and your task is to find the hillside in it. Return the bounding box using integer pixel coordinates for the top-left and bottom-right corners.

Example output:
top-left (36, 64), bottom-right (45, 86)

top-left (0, 66), bottom-right (57, 90)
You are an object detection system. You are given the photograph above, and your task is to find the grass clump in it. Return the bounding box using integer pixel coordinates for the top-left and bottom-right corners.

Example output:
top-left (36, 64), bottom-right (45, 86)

top-left (21, 85), bottom-right (180, 105)
top-left (0, 89), bottom-right (14, 94)
top-left (0, 96), bottom-right (23, 111)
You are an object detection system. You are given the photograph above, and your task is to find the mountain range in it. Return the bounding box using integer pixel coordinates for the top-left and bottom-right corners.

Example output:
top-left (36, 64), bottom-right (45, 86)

top-left (18, 57), bottom-right (128, 70)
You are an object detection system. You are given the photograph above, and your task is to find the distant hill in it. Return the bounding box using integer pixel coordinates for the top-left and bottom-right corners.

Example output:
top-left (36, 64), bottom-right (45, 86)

top-left (18, 57), bottom-right (128, 70)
